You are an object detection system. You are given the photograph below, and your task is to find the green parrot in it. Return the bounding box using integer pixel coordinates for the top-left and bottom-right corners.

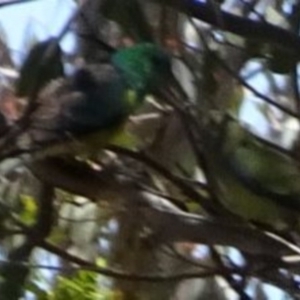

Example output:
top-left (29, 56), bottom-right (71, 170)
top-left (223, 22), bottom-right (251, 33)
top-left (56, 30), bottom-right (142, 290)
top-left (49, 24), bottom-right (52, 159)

top-left (206, 117), bottom-right (300, 231)
top-left (19, 43), bottom-right (177, 157)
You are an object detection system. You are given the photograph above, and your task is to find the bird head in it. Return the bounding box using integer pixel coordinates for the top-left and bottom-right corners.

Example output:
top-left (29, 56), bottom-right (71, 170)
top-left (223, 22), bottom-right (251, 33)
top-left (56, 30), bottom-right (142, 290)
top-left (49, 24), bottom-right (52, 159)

top-left (112, 43), bottom-right (177, 96)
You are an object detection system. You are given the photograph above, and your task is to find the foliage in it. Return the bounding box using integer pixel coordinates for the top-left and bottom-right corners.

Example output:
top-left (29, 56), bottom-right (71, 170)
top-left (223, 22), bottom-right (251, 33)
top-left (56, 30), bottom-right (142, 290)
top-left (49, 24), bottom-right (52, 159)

top-left (48, 271), bottom-right (102, 300)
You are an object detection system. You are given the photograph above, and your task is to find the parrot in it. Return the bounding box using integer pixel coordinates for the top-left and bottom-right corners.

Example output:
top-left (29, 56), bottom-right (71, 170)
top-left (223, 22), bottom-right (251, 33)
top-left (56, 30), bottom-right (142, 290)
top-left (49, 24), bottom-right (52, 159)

top-left (16, 42), bottom-right (180, 157)
top-left (205, 116), bottom-right (300, 231)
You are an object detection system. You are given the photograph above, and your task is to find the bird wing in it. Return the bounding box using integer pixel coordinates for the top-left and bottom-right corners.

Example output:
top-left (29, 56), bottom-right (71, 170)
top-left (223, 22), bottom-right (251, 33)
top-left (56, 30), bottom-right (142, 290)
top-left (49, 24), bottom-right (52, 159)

top-left (202, 119), bottom-right (299, 230)
top-left (29, 78), bottom-right (76, 142)
top-left (229, 140), bottom-right (300, 210)
top-left (22, 64), bottom-right (131, 155)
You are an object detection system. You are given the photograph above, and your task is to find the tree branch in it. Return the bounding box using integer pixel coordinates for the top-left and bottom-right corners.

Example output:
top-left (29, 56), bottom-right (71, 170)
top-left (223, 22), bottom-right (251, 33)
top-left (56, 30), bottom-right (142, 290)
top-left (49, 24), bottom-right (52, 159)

top-left (156, 0), bottom-right (300, 53)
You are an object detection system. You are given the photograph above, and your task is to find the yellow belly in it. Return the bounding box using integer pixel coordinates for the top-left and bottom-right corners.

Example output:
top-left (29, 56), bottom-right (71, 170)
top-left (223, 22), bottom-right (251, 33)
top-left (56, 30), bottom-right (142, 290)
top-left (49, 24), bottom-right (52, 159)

top-left (32, 123), bottom-right (126, 160)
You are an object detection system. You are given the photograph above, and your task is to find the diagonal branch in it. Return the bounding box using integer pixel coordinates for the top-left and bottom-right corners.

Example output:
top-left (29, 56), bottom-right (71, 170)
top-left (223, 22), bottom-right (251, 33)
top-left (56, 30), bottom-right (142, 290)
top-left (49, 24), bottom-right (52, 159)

top-left (154, 0), bottom-right (300, 52)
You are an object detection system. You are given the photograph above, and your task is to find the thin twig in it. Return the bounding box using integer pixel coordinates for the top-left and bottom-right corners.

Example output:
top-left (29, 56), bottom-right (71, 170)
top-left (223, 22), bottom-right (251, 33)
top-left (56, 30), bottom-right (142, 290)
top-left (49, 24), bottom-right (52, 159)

top-left (0, 0), bottom-right (37, 8)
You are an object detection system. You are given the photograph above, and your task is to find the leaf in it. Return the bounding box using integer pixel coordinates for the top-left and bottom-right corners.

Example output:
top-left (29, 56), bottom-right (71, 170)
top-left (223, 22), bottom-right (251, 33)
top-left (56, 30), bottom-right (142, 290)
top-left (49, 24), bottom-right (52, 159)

top-left (51, 271), bottom-right (101, 300)
top-left (101, 0), bottom-right (153, 42)
top-left (16, 38), bottom-right (64, 97)
top-left (225, 32), bottom-right (245, 48)
top-left (96, 257), bottom-right (107, 268)
top-left (19, 194), bottom-right (37, 225)
top-left (265, 7), bottom-right (289, 28)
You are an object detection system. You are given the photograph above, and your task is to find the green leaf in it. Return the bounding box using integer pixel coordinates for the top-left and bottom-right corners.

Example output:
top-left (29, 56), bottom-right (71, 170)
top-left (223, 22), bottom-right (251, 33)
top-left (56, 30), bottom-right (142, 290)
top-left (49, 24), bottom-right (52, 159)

top-left (51, 271), bottom-right (101, 300)
top-left (16, 38), bottom-right (64, 97)
top-left (19, 194), bottom-right (37, 225)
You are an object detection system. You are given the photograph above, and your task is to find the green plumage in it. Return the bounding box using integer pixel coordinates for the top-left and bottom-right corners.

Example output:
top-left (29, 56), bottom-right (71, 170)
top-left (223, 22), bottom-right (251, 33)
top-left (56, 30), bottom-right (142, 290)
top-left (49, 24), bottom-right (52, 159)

top-left (23, 43), bottom-right (172, 154)
top-left (112, 43), bottom-right (171, 94)
top-left (206, 118), bottom-right (300, 230)
top-left (223, 120), bottom-right (300, 210)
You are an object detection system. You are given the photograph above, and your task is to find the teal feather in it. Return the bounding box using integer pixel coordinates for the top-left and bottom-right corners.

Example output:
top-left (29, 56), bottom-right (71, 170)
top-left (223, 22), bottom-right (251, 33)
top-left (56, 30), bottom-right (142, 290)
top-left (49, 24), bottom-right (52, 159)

top-left (112, 43), bottom-right (171, 95)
